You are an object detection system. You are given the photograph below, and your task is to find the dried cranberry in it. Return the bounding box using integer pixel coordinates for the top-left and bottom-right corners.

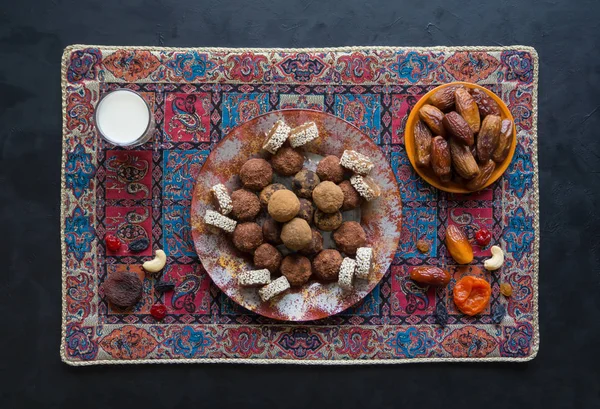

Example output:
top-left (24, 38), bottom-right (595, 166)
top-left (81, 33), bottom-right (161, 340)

top-left (105, 234), bottom-right (122, 252)
top-left (150, 304), bottom-right (167, 320)
top-left (475, 227), bottom-right (492, 247)
top-left (128, 238), bottom-right (150, 253)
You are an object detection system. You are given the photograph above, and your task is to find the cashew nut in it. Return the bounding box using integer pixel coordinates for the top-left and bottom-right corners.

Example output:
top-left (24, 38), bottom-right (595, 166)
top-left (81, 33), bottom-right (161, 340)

top-left (484, 245), bottom-right (504, 271)
top-left (143, 249), bottom-right (166, 273)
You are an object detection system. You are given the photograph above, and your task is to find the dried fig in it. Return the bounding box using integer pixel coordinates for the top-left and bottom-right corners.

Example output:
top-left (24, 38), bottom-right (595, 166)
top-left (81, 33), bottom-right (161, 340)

top-left (418, 104), bottom-right (446, 138)
top-left (476, 115), bottom-right (501, 163)
top-left (428, 85), bottom-right (463, 111)
top-left (469, 88), bottom-right (502, 117)
top-left (449, 138), bottom-right (479, 180)
top-left (413, 120), bottom-right (432, 167)
top-left (492, 119), bottom-right (514, 163)
top-left (431, 136), bottom-right (451, 182)
top-left (455, 88), bottom-right (481, 133)
top-left (443, 112), bottom-right (474, 146)
top-left (410, 266), bottom-right (451, 287)
top-left (466, 160), bottom-right (496, 191)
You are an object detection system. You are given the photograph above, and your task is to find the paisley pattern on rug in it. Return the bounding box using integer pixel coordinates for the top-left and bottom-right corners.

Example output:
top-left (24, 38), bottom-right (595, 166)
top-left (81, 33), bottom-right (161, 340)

top-left (61, 46), bottom-right (538, 363)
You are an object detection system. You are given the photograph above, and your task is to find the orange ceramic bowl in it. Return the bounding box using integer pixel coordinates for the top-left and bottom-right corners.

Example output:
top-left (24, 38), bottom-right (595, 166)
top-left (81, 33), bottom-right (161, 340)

top-left (404, 82), bottom-right (517, 194)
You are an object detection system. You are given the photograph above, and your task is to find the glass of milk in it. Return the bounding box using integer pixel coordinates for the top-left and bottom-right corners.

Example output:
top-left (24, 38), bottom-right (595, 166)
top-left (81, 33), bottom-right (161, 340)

top-left (95, 89), bottom-right (154, 147)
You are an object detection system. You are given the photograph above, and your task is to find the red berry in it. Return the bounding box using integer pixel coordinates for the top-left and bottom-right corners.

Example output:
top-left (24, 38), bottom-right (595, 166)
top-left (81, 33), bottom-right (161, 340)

top-left (475, 228), bottom-right (492, 247)
top-left (105, 234), bottom-right (122, 252)
top-left (150, 304), bottom-right (167, 320)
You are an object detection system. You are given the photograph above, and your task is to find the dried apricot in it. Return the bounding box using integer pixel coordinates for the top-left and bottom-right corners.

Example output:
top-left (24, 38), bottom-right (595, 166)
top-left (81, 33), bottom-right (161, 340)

top-left (453, 276), bottom-right (491, 316)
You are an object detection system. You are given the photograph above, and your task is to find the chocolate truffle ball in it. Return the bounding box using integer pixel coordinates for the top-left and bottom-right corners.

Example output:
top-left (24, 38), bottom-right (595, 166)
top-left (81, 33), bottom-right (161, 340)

top-left (339, 180), bottom-right (362, 211)
top-left (281, 254), bottom-right (312, 286)
top-left (272, 147), bottom-right (304, 176)
top-left (259, 183), bottom-right (287, 208)
top-left (300, 229), bottom-right (323, 256)
top-left (333, 221), bottom-right (367, 256)
top-left (281, 218), bottom-right (312, 251)
top-left (268, 190), bottom-right (300, 222)
top-left (232, 222), bottom-right (263, 253)
top-left (102, 271), bottom-right (143, 309)
top-left (230, 189), bottom-right (261, 221)
top-left (240, 158), bottom-right (273, 191)
top-left (297, 198), bottom-right (315, 223)
top-left (313, 249), bottom-right (343, 281)
top-left (313, 209), bottom-right (343, 231)
top-left (312, 181), bottom-right (344, 213)
top-left (262, 217), bottom-right (282, 245)
top-left (316, 155), bottom-right (345, 183)
top-left (292, 169), bottom-right (320, 199)
top-left (254, 243), bottom-right (282, 274)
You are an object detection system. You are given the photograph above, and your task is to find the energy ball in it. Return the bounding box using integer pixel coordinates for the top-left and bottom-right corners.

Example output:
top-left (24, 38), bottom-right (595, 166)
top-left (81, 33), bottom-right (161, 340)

top-left (254, 243), bottom-right (282, 274)
top-left (259, 183), bottom-right (287, 208)
top-left (313, 209), bottom-right (343, 231)
top-left (268, 190), bottom-right (300, 222)
top-left (262, 218), bottom-right (282, 245)
top-left (272, 146), bottom-right (304, 176)
top-left (316, 155), bottom-right (345, 183)
top-left (281, 254), bottom-right (312, 286)
top-left (292, 169), bottom-right (320, 199)
top-left (313, 249), bottom-right (343, 281)
top-left (240, 158), bottom-right (273, 191)
top-left (333, 221), bottom-right (367, 256)
top-left (338, 180), bottom-right (362, 211)
top-left (300, 229), bottom-right (324, 256)
top-left (102, 270), bottom-right (143, 309)
top-left (281, 218), bottom-right (312, 251)
top-left (232, 222), bottom-right (263, 253)
top-left (312, 181), bottom-right (344, 213)
top-left (297, 198), bottom-right (315, 223)
top-left (230, 189), bottom-right (261, 221)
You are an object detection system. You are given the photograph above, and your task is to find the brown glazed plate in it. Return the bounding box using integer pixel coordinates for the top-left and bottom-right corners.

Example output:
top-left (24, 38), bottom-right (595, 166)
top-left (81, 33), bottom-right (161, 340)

top-left (191, 109), bottom-right (402, 321)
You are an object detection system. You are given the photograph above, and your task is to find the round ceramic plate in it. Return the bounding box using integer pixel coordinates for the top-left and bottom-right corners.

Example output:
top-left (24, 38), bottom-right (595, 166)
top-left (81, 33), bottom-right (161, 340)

top-left (404, 82), bottom-right (517, 194)
top-left (190, 109), bottom-right (402, 321)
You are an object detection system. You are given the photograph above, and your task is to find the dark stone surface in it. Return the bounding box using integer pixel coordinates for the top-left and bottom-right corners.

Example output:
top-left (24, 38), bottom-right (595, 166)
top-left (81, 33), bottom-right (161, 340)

top-left (1, 0), bottom-right (599, 407)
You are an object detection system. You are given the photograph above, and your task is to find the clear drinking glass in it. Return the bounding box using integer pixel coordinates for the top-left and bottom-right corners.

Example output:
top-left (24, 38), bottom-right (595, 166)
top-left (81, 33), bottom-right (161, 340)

top-left (95, 89), bottom-right (154, 147)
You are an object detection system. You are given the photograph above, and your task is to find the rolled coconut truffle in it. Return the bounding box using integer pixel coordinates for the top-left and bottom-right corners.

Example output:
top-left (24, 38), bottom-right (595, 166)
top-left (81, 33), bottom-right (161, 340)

top-left (262, 120), bottom-right (291, 154)
top-left (259, 276), bottom-right (290, 302)
top-left (210, 184), bottom-right (233, 215)
top-left (204, 210), bottom-right (237, 233)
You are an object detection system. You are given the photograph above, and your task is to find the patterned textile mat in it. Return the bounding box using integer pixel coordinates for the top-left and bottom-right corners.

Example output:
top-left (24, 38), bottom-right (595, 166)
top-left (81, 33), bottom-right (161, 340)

top-left (60, 45), bottom-right (539, 365)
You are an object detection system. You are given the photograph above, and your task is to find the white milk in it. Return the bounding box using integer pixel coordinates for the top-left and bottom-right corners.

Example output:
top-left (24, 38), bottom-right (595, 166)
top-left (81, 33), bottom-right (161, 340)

top-left (96, 89), bottom-right (152, 146)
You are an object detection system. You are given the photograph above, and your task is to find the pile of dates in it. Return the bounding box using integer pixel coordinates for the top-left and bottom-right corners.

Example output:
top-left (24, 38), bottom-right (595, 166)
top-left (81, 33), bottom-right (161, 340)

top-left (414, 85), bottom-right (514, 190)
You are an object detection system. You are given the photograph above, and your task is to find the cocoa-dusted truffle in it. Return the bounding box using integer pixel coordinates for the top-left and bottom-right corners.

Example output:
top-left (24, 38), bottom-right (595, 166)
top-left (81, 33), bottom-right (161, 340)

top-left (102, 271), bottom-right (143, 309)
top-left (338, 180), bottom-right (362, 211)
top-left (333, 221), bottom-right (367, 255)
top-left (312, 181), bottom-right (344, 213)
top-left (262, 217), bottom-right (282, 245)
top-left (272, 146), bottom-right (304, 176)
top-left (240, 158), bottom-right (273, 191)
top-left (281, 218), bottom-right (312, 251)
top-left (268, 190), bottom-right (300, 222)
top-left (281, 254), bottom-right (312, 286)
top-left (292, 169), bottom-right (320, 199)
top-left (313, 209), bottom-right (342, 231)
top-left (230, 189), bottom-right (261, 221)
top-left (232, 222), bottom-right (263, 253)
top-left (254, 243), bottom-right (282, 274)
top-left (316, 155), bottom-right (345, 183)
top-left (312, 249), bottom-right (343, 281)
top-left (300, 229), bottom-right (324, 256)
top-left (297, 198), bottom-right (315, 223)
top-left (259, 183), bottom-right (287, 208)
